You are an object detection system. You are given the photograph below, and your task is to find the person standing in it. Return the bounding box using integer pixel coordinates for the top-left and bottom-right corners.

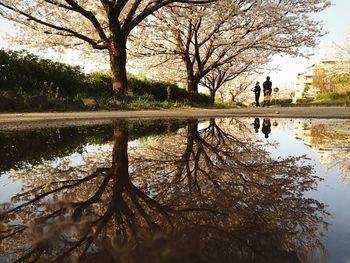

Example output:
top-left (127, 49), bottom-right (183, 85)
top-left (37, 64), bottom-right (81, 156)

top-left (263, 76), bottom-right (272, 107)
top-left (252, 82), bottom-right (261, 107)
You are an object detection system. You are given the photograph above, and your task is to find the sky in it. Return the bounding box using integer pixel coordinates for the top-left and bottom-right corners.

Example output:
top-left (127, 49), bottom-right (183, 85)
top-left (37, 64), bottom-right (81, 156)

top-left (0, 0), bottom-right (350, 89)
top-left (262, 0), bottom-right (350, 88)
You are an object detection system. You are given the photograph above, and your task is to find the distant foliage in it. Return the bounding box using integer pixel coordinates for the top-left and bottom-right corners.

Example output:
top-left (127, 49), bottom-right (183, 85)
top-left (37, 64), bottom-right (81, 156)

top-left (128, 74), bottom-right (211, 103)
top-left (0, 49), bottom-right (210, 103)
top-left (296, 98), bottom-right (314, 104)
top-left (82, 71), bottom-right (114, 99)
top-left (270, 98), bottom-right (293, 106)
top-left (315, 90), bottom-right (350, 104)
top-left (310, 73), bottom-right (350, 105)
top-left (84, 71), bottom-right (211, 102)
top-left (0, 49), bottom-right (83, 98)
top-left (333, 74), bottom-right (350, 93)
top-left (129, 75), bottom-right (176, 101)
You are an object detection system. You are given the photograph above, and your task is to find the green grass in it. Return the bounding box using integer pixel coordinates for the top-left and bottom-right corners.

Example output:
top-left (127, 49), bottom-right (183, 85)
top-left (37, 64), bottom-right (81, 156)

top-left (312, 92), bottom-right (350, 105)
top-left (0, 96), bottom-right (246, 112)
top-left (97, 99), bottom-right (245, 111)
top-left (191, 101), bottom-right (246, 109)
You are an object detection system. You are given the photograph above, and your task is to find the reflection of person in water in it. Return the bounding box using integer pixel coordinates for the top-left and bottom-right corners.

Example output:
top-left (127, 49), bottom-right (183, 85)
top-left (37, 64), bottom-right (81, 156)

top-left (252, 118), bottom-right (260, 133)
top-left (262, 118), bottom-right (271, 138)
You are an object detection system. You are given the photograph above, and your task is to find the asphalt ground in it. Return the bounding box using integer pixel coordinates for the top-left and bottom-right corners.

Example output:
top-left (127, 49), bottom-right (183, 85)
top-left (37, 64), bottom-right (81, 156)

top-left (0, 107), bottom-right (349, 130)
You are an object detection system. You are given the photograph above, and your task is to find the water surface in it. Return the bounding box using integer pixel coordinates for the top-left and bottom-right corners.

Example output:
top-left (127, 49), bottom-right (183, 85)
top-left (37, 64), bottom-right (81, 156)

top-left (0, 118), bottom-right (349, 263)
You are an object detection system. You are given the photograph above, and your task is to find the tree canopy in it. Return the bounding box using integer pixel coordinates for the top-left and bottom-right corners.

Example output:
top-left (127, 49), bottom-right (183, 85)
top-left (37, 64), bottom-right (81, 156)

top-left (132, 0), bottom-right (330, 100)
top-left (0, 0), bottom-right (330, 100)
top-left (0, 0), bottom-right (215, 96)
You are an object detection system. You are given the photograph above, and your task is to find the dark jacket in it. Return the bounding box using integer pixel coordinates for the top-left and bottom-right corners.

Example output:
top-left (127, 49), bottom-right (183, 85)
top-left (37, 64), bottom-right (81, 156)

top-left (263, 80), bottom-right (272, 92)
top-left (254, 84), bottom-right (261, 94)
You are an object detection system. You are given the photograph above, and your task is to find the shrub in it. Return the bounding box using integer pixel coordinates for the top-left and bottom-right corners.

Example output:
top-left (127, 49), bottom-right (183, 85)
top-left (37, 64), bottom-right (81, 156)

top-left (82, 71), bottom-right (114, 99)
top-left (296, 98), bottom-right (314, 104)
top-left (0, 49), bottom-right (83, 98)
top-left (314, 91), bottom-right (350, 105)
top-left (0, 49), bottom-right (213, 108)
top-left (128, 74), bottom-right (192, 102)
top-left (270, 98), bottom-right (293, 106)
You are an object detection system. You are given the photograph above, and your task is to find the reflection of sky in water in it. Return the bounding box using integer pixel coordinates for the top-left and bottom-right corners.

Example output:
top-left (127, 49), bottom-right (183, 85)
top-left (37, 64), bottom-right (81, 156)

top-left (258, 118), bottom-right (350, 263)
top-left (0, 118), bottom-right (349, 263)
top-left (0, 171), bottom-right (22, 204)
top-left (0, 141), bottom-right (143, 204)
top-left (0, 144), bottom-right (110, 204)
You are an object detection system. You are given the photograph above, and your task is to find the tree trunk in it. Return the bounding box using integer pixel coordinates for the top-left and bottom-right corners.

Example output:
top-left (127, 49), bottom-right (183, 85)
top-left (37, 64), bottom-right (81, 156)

top-left (188, 78), bottom-right (199, 101)
top-left (109, 41), bottom-right (128, 97)
top-left (185, 120), bottom-right (198, 192)
top-left (210, 90), bottom-right (215, 103)
top-left (185, 62), bottom-right (199, 101)
top-left (112, 121), bottom-right (129, 179)
top-left (186, 121), bottom-right (198, 150)
top-left (230, 93), bottom-right (236, 102)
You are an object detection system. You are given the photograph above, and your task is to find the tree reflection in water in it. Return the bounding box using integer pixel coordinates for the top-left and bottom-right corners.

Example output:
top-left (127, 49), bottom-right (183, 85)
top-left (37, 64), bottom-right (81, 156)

top-left (0, 119), bottom-right (329, 263)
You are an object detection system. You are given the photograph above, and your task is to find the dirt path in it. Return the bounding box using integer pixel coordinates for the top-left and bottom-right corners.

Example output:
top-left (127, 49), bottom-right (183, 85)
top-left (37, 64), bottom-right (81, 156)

top-left (0, 107), bottom-right (349, 130)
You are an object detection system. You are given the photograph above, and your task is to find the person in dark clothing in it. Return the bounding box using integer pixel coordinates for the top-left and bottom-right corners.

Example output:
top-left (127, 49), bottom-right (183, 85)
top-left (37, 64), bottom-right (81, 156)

top-left (262, 118), bottom-right (271, 138)
top-left (252, 82), bottom-right (261, 107)
top-left (252, 118), bottom-right (260, 133)
top-left (263, 76), bottom-right (272, 107)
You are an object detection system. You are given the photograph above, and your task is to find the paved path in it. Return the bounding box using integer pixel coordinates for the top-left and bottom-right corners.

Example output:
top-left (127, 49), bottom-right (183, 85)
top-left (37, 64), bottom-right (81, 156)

top-left (0, 107), bottom-right (349, 130)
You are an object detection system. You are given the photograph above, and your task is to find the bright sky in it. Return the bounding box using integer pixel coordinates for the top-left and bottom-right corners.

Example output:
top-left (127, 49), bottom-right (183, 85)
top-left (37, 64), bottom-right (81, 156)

top-left (0, 0), bottom-right (350, 88)
top-left (263, 0), bottom-right (350, 88)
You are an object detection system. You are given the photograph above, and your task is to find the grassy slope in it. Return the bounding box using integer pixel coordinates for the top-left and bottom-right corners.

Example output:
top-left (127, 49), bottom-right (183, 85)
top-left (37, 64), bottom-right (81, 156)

top-left (312, 92), bottom-right (350, 105)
